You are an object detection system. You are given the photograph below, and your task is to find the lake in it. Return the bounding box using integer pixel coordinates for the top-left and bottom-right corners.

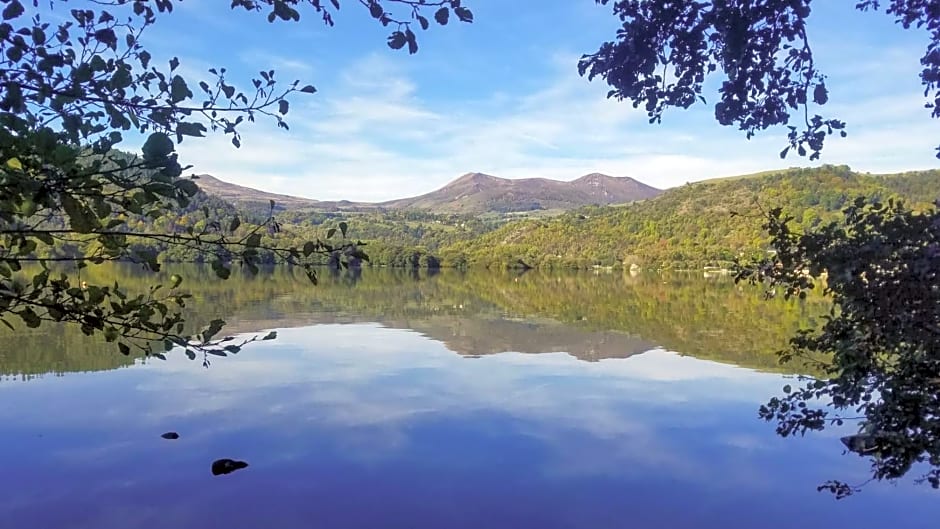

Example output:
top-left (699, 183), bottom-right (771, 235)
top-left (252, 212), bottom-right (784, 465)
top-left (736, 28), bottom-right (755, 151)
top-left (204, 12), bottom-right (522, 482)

top-left (0, 267), bottom-right (936, 528)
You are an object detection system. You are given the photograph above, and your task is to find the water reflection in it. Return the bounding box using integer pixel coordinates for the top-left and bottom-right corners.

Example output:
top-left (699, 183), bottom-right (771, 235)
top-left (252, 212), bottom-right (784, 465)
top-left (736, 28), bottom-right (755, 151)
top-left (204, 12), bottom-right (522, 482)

top-left (0, 266), bottom-right (825, 379)
top-left (0, 324), bottom-right (936, 528)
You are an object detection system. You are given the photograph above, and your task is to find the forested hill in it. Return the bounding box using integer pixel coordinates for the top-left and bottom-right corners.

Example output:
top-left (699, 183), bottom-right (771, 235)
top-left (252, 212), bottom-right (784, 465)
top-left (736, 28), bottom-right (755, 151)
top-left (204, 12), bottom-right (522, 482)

top-left (439, 165), bottom-right (940, 269)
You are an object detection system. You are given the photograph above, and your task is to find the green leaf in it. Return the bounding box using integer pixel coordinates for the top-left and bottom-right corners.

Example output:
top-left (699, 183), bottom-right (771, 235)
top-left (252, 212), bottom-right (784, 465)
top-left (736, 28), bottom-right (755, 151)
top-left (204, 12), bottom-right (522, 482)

top-left (170, 75), bottom-right (192, 103)
top-left (176, 122), bottom-right (207, 139)
top-left (31, 270), bottom-right (49, 288)
top-left (86, 286), bottom-right (106, 305)
top-left (387, 31), bottom-right (407, 50)
top-left (299, 85), bottom-right (317, 94)
top-left (245, 233), bottom-right (262, 247)
top-left (434, 7), bottom-right (449, 25)
top-left (262, 331), bottom-right (277, 340)
top-left (813, 83), bottom-right (828, 105)
top-left (202, 318), bottom-right (226, 343)
top-left (211, 259), bottom-right (231, 280)
top-left (17, 307), bottom-right (40, 328)
top-left (118, 342), bottom-right (130, 355)
top-left (174, 179), bottom-right (200, 196)
top-left (142, 132), bottom-right (175, 162)
top-left (327, 228), bottom-right (336, 239)
top-left (229, 216), bottom-right (241, 232)
top-left (2, 1), bottom-right (24, 20)
top-left (405, 28), bottom-right (418, 54)
top-left (339, 221), bottom-right (348, 238)
top-left (454, 7), bottom-right (473, 22)
top-left (61, 194), bottom-right (99, 233)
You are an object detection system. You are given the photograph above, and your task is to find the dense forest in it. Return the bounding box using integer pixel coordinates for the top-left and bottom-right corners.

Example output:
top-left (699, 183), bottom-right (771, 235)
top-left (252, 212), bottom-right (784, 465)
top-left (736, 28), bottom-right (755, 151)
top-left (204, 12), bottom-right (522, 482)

top-left (440, 166), bottom-right (940, 269)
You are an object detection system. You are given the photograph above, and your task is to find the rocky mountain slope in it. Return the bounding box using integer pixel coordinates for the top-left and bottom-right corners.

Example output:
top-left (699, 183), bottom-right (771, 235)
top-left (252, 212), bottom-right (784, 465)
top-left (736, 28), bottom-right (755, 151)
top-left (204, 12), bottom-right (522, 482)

top-left (194, 172), bottom-right (662, 214)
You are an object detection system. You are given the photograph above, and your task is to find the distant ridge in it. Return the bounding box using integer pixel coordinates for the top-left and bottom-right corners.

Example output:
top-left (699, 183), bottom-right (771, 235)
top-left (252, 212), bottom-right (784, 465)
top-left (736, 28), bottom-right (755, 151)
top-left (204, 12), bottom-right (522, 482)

top-left (194, 172), bottom-right (663, 214)
top-left (379, 172), bottom-right (662, 213)
top-left (193, 174), bottom-right (324, 210)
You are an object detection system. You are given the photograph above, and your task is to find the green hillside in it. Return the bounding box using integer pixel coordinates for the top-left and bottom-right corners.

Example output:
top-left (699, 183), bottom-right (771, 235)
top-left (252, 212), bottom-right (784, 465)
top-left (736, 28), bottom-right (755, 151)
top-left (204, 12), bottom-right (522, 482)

top-left (440, 165), bottom-right (940, 269)
top-left (55, 161), bottom-right (935, 271)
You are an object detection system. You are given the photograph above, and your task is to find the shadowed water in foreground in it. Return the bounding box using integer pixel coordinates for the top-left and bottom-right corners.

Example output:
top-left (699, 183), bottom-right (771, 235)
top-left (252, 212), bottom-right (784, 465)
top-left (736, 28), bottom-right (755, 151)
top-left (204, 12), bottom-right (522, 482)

top-left (0, 267), bottom-right (935, 528)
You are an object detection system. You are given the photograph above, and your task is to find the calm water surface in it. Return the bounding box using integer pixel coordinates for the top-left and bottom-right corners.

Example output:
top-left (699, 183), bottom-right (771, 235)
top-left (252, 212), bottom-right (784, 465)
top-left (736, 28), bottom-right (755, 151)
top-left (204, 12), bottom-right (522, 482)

top-left (0, 268), bottom-right (936, 528)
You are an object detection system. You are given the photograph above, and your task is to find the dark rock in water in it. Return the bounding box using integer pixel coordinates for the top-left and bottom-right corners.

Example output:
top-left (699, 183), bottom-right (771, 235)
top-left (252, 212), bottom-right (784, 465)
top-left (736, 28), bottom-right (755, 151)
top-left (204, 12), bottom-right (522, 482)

top-left (211, 458), bottom-right (249, 476)
top-left (161, 432), bottom-right (180, 440)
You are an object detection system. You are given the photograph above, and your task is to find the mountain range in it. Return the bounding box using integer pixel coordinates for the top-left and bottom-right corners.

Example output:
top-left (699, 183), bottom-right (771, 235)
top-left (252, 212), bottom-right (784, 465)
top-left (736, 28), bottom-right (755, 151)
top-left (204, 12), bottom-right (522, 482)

top-left (193, 172), bottom-right (662, 215)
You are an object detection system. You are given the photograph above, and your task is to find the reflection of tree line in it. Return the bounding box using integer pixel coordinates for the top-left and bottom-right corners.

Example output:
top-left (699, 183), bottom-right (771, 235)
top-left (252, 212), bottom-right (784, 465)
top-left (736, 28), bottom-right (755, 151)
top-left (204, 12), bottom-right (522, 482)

top-left (0, 265), bottom-right (828, 379)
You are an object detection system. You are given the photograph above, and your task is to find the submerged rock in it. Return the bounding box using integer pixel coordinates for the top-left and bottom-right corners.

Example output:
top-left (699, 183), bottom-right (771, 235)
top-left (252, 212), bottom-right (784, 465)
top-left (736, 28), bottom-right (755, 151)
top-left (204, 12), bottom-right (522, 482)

top-left (161, 432), bottom-right (180, 440)
top-left (211, 458), bottom-right (249, 476)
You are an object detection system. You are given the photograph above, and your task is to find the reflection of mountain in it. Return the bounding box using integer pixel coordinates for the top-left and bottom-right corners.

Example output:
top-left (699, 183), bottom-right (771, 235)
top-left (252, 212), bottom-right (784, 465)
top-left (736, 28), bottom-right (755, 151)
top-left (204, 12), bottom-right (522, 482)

top-left (407, 316), bottom-right (657, 360)
top-left (0, 266), bottom-right (826, 378)
top-left (214, 312), bottom-right (657, 362)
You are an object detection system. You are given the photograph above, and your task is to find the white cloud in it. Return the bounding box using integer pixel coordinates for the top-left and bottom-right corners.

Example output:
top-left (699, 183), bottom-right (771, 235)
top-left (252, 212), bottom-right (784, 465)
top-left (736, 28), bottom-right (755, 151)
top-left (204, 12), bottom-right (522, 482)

top-left (175, 45), bottom-right (939, 202)
top-left (239, 50), bottom-right (316, 76)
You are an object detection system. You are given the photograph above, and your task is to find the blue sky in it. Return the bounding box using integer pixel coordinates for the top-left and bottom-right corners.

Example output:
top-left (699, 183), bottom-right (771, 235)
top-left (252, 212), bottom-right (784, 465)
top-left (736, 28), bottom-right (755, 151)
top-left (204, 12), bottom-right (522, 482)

top-left (133, 2), bottom-right (937, 200)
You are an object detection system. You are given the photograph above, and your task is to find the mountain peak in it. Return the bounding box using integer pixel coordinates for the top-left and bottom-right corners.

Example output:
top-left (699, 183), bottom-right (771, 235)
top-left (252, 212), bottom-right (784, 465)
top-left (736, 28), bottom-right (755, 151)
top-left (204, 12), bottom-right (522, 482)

top-left (451, 172), bottom-right (503, 184)
top-left (379, 172), bottom-right (662, 213)
top-left (575, 172), bottom-right (616, 181)
top-left (196, 171), bottom-right (663, 215)
top-left (192, 173), bottom-right (322, 210)
top-left (568, 173), bottom-right (661, 200)
top-left (573, 173), bottom-right (640, 184)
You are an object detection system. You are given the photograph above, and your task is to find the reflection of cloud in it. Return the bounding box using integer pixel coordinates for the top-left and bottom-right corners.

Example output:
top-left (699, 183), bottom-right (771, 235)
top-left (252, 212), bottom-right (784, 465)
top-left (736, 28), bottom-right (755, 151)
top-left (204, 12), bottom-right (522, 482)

top-left (6, 323), bottom-right (781, 476)
top-left (2, 322), bottom-right (927, 528)
top-left (103, 325), bottom-right (783, 472)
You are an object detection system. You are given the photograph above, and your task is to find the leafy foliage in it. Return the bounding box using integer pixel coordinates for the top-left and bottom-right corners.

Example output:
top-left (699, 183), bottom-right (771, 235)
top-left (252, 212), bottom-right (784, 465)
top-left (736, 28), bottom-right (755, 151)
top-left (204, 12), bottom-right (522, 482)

top-left (578, 0), bottom-right (940, 495)
top-left (0, 0), bottom-right (472, 360)
top-left (581, 1), bottom-right (939, 158)
top-left (738, 197), bottom-right (940, 493)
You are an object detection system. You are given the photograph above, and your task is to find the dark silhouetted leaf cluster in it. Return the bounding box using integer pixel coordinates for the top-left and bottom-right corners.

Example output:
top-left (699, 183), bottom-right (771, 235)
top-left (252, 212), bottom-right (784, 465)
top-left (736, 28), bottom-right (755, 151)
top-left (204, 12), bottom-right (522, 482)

top-left (581, 1), bottom-right (938, 159)
top-left (738, 197), bottom-right (940, 493)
